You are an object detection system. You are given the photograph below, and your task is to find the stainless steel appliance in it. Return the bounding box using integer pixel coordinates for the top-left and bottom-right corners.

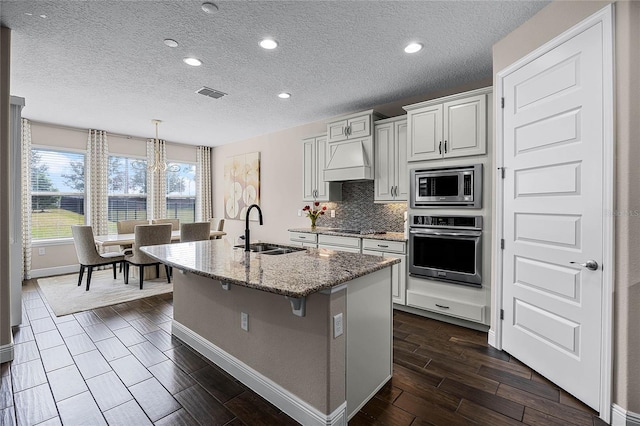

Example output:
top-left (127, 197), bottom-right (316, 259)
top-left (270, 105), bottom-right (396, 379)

top-left (410, 164), bottom-right (482, 208)
top-left (409, 215), bottom-right (482, 287)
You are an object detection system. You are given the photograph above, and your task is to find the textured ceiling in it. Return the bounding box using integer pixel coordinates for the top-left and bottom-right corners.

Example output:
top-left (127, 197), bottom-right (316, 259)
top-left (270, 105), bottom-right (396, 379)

top-left (0, 0), bottom-right (548, 146)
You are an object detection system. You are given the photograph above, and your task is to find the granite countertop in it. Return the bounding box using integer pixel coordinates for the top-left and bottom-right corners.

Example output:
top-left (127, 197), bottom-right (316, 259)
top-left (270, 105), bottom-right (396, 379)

top-left (288, 227), bottom-right (407, 242)
top-left (141, 239), bottom-right (400, 298)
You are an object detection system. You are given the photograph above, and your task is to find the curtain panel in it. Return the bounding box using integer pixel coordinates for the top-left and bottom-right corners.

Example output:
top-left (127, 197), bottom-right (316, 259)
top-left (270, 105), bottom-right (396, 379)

top-left (87, 130), bottom-right (110, 239)
top-left (21, 118), bottom-right (32, 280)
top-left (147, 139), bottom-right (167, 220)
top-left (196, 146), bottom-right (213, 221)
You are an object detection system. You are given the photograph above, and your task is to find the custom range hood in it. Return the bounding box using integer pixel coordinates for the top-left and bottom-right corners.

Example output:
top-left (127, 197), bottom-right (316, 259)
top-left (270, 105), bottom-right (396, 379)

top-left (323, 139), bottom-right (374, 181)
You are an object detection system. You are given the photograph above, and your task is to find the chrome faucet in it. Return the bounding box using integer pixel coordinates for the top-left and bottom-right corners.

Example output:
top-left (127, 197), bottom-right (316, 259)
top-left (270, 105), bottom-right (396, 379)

top-left (245, 204), bottom-right (263, 251)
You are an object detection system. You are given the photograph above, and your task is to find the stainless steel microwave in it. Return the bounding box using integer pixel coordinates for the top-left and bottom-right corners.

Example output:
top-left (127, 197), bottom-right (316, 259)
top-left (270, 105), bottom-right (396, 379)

top-left (410, 164), bottom-right (482, 208)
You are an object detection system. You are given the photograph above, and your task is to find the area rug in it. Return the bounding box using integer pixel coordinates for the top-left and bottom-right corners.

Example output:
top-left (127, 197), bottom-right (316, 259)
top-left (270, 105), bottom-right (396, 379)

top-left (37, 269), bottom-right (173, 317)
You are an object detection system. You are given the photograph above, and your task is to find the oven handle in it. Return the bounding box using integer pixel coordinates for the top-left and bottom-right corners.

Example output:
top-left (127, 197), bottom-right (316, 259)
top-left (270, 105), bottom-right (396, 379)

top-left (409, 228), bottom-right (482, 237)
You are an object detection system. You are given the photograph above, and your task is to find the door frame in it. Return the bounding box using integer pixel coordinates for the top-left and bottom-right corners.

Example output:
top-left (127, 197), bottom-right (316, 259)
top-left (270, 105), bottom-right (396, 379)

top-left (491, 4), bottom-right (614, 422)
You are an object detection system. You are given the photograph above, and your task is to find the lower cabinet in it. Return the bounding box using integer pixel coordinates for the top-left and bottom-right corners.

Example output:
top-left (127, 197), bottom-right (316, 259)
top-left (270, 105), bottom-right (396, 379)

top-left (362, 239), bottom-right (406, 306)
top-left (405, 292), bottom-right (484, 323)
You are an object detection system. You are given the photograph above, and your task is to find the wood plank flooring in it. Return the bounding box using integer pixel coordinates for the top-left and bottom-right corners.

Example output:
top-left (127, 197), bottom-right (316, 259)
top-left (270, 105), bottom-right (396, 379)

top-left (0, 280), bottom-right (603, 425)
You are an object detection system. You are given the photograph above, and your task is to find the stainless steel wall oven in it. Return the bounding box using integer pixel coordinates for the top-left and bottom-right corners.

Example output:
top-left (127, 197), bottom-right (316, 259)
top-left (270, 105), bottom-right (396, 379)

top-left (409, 215), bottom-right (483, 287)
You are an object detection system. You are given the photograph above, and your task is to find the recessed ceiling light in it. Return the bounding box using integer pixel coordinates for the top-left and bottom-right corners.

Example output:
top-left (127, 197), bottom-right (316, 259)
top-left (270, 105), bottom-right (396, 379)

top-left (25, 13), bottom-right (32, 16)
top-left (183, 57), bottom-right (202, 67)
top-left (39, 14), bottom-right (47, 19)
top-left (278, 92), bottom-right (291, 99)
top-left (164, 39), bottom-right (179, 48)
top-left (259, 39), bottom-right (278, 50)
top-left (201, 2), bottom-right (218, 14)
top-left (404, 43), bottom-right (423, 54)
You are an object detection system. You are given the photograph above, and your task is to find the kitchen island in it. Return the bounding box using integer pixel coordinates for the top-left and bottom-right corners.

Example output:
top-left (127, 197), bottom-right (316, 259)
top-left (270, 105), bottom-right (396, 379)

top-left (142, 239), bottom-right (399, 425)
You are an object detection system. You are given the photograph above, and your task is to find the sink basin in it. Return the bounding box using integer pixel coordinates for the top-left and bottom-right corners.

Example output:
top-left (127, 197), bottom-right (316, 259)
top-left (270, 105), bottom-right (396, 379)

top-left (234, 243), bottom-right (306, 255)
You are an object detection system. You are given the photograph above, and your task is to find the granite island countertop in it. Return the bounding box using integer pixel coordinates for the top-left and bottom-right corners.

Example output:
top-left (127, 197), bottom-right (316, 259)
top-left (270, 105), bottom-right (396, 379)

top-left (141, 239), bottom-right (400, 298)
top-left (288, 227), bottom-right (407, 242)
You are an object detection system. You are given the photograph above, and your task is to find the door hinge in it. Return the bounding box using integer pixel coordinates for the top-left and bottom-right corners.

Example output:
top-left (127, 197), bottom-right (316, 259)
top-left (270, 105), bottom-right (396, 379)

top-left (500, 239), bottom-right (505, 250)
top-left (501, 97), bottom-right (505, 108)
top-left (500, 309), bottom-right (504, 320)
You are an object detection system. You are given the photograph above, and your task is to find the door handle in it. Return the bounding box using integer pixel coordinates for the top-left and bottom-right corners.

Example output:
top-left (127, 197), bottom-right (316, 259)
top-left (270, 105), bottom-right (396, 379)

top-left (439, 141), bottom-right (442, 154)
top-left (570, 260), bottom-right (599, 271)
top-left (444, 140), bottom-right (448, 153)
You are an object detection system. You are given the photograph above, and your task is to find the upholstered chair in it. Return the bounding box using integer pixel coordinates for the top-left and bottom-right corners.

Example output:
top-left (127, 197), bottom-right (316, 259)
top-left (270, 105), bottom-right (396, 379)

top-left (116, 219), bottom-right (149, 269)
top-left (209, 218), bottom-right (225, 239)
top-left (124, 223), bottom-right (172, 289)
top-left (180, 222), bottom-right (212, 242)
top-left (71, 225), bottom-right (125, 291)
top-left (151, 218), bottom-right (180, 230)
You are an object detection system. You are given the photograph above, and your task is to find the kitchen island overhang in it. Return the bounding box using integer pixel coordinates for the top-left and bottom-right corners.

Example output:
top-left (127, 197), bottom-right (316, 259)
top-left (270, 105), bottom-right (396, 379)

top-left (142, 240), bottom-right (399, 425)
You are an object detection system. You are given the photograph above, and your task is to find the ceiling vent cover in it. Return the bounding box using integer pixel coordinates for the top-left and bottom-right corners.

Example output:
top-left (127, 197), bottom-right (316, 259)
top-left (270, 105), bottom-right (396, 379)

top-left (196, 87), bottom-right (227, 99)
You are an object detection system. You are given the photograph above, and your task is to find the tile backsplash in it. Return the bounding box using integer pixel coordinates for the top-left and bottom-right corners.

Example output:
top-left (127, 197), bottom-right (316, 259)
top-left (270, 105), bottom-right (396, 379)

top-left (310, 181), bottom-right (406, 232)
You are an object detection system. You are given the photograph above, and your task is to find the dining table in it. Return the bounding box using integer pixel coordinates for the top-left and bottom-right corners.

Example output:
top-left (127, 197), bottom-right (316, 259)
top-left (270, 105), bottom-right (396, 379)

top-left (94, 230), bottom-right (226, 247)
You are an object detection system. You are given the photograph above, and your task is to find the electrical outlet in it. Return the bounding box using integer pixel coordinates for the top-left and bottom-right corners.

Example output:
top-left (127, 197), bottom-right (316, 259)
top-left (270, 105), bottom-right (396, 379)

top-left (333, 313), bottom-right (343, 338)
top-left (330, 210), bottom-right (336, 218)
top-left (38, 247), bottom-right (46, 256)
top-left (241, 312), bottom-right (249, 331)
top-left (297, 209), bottom-right (302, 217)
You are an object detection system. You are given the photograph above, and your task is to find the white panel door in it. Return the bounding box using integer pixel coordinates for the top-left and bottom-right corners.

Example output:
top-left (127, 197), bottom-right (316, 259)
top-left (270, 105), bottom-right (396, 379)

top-left (301, 137), bottom-right (316, 201)
top-left (443, 94), bottom-right (486, 158)
top-left (501, 22), bottom-right (604, 410)
top-left (395, 121), bottom-right (409, 201)
top-left (374, 123), bottom-right (394, 201)
top-left (314, 136), bottom-right (330, 200)
top-left (408, 104), bottom-right (442, 161)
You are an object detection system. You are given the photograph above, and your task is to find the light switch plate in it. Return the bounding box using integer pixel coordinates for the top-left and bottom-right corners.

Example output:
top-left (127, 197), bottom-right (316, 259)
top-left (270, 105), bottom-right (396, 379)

top-left (330, 210), bottom-right (336, 218)
top-left (241, 312), bottom-right (249, 331)
top-left (333, 313), bottom-right (343, 338)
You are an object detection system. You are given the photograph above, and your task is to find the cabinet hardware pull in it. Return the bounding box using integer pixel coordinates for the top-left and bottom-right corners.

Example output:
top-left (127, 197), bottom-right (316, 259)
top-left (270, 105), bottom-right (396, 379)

top-left (435, 304), bottom-right (450, 309)
top-left (439, 141), bottom-right (442, 154)
top-left (378, 244), bottom-right (389, 248)
top-left (299, 236), bottom-right (306, 239)
top-left (444, 140), bottom-right (448, 153)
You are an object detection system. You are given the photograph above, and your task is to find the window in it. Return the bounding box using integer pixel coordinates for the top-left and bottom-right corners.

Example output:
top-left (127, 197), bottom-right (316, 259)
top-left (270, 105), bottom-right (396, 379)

top-left (107, 155), bottom-right (147, 233)
top-left (166, 162), bottom-right (196, 223)
top-left (31, 148), bottom-right (85, 240)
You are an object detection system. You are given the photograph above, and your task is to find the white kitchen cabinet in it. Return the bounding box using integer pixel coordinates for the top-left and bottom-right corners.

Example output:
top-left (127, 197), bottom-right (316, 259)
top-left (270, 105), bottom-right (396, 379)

top-left (302, 134), bottom-right (342, 202)
top-left (374, 117), bottom-right (408, 202)
top-left (289, 231), bottom-right (318, 248)
top-left (362, 239), bottom-right (406, 305)
top-left (317, 234), bottom-right (361, 253)
top-left (404, 88), bottom-right (491, 162)
top-left (327, 110), bottom-right (375, 143)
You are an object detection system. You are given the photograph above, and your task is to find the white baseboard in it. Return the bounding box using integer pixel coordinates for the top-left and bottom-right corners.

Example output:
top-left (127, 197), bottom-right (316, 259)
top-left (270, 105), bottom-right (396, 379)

top-left (172, 320), bottom-right (347, 426)
top-left (0, 341), bottom-right (14, 363)
top-left (612, 404), bottom-right (640, 426)
top-left (30, 264), bottom-right (79, 279)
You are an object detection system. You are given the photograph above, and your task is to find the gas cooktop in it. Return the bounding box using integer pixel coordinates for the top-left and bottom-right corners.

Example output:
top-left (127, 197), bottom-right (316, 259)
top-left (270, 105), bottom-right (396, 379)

top-left (331, 229), bottom-right (387, 235)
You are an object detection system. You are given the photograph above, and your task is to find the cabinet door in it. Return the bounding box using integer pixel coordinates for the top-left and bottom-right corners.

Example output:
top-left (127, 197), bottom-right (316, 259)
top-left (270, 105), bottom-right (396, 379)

top-left (394, 121), bottom-right (409, 201)
top-left (407, 104), bottom-right (443, 161)
top-left (327, 119), bottom-right (348, 143)
top-left (314, 136), bottom-right (330, 200)
top-left (443, 94), bottom-right (486, 158)
top-left (363, 250), bottom-right (406, 305)
top-left (374, 123), bottom-right (395, 201)
top-left (302, 137), bottom-right (316, 201)
top-left (347, 114), bottom-right (371, 139)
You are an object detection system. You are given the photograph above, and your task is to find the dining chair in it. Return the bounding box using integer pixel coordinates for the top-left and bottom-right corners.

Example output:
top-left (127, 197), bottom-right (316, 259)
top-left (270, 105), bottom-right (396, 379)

top-left (151, 218), bottom-right (180, 230)
top-left (209, 217), bottom-right (225, 239)
top-left (124, 223), bottom-right (173, 289)
top-left (180, 222), bottom-right (212, 242)
top-left (71, 225), bottom-right (125, 291)
top-left (116, 219), bottom-right (149, 270)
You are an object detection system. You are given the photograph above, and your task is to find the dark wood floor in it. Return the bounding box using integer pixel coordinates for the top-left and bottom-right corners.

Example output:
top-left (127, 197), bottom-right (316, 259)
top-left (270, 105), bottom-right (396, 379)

top-left (0, 280), bottom-right (604, 425)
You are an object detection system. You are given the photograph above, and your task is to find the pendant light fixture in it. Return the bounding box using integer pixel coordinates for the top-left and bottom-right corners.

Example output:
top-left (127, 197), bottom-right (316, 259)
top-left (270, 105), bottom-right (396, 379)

top-left (134, 119), bottom-right (179, 173)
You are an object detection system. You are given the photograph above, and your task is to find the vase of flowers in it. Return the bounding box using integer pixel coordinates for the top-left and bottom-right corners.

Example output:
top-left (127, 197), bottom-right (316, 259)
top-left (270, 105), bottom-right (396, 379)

top-left (303, 201), bottom-right (326, 229)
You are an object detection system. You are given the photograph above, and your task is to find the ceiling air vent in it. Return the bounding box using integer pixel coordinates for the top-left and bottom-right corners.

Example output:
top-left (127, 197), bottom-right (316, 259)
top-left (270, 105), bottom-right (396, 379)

top-left (196, 87), bottom-right (227, 99)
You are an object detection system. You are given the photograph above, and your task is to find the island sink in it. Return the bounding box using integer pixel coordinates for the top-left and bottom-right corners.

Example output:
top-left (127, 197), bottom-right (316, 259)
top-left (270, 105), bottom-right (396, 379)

top-left (234, 242), bottom-right (306, 255)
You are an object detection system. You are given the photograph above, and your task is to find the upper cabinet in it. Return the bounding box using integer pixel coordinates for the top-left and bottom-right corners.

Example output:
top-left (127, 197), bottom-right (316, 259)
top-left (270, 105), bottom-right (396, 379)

top-left (404, 87), bottom-right (491, 162)
top-left (374, 117), bottom-right (408, 202)
top-left (302, 134), bottom-right (342, 202)
top-left (327, 110), bottom-right (374, 143)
